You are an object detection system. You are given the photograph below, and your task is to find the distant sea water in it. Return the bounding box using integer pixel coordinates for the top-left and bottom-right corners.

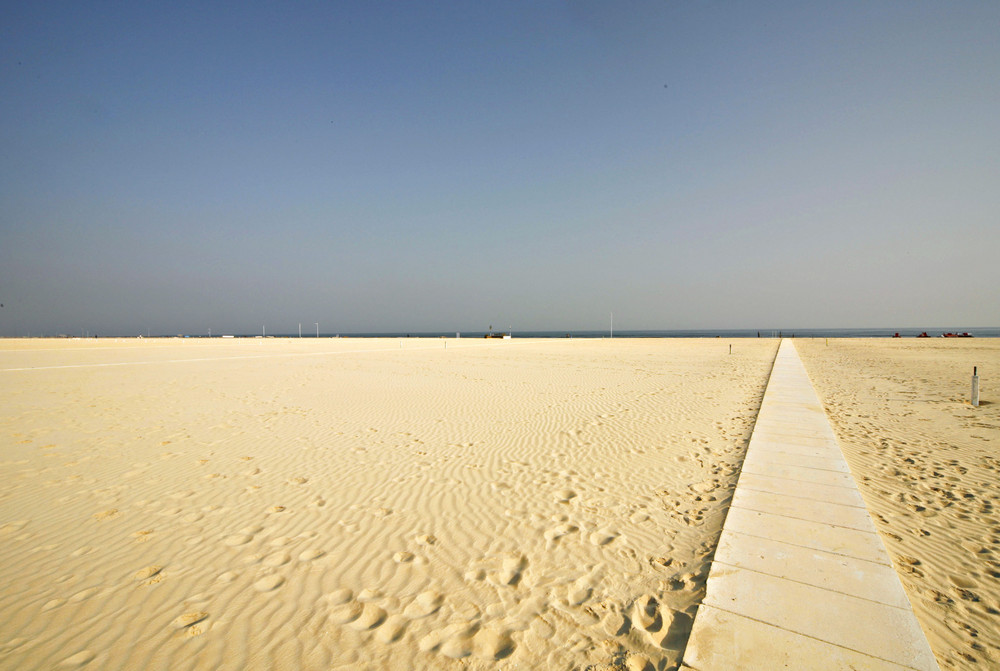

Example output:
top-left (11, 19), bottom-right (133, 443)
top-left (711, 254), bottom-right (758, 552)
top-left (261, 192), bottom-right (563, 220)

top-left (235, 327), bottom-right (1000, 339)
top-left (35, 328), bottom-right (997, 339)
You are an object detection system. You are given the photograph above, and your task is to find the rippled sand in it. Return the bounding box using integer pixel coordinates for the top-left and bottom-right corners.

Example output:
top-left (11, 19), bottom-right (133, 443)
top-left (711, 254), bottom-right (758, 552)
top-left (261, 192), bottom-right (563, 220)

top-left (0, 337), bottom-right (776, 670)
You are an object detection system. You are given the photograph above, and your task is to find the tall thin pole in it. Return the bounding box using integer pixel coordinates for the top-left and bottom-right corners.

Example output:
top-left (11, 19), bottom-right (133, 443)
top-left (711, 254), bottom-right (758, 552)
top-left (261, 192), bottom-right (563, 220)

top-left (263, 325), bottom-right (265, 337)
top-left (299, 323), bottom-right (301, 338)
top-left (315, 323), bottom-right (319, 338)
top-left (208, 328), bottom-right (211, 338)
top-left (610, 311), bottom-right (613, 339)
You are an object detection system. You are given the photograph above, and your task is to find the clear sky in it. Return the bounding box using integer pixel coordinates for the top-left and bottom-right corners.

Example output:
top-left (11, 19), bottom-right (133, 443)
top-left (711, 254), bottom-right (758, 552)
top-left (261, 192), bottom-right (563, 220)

top-left (2, 1), bottom-right (998, 336)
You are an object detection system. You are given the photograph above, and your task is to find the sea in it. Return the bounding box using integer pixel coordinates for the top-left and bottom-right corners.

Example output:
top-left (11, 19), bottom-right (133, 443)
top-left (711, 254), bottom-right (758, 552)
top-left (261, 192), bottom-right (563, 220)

top-left (240, 327), bottom-right (1000, 339)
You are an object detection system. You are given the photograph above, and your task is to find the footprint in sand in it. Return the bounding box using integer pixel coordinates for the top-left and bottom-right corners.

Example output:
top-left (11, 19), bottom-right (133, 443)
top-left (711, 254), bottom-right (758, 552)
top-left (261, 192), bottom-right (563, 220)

top-left (349, 603), bottom-right (387, 630)
top-left (473, 628), bottom-right (516, 659)
top-left (544, 523), bottom-right (578, 544)
top-left (646, 609), bottom-right (692, 650)
top-left (263, 551), bottom-right (290, 567)
top-left (224, 534), bottom-right (253, 546)
top-left (415, 534), bottom-right (437, 546)
top-left (568, 583), bottom-right (592, 607)
top-left (253, 574), bottom-right (285, 592)
top-left (375, 614), bottom-right (408, 643)
top-left (554, 489), bottom-right (577, 503)
top-left (589, 529), bottom-right (619, 546)
top-left (92, 509), bottom-right (120, 521)
top-left (298, 548), bottom-right (324, 561)
top-left (598, 601), bottom-right (629, 637)
top-left (438, 622), bottom-right (480, 659)
top-left (625, 653), bottom-right (654, 671)
top-left (393, 551), bottom-right (415, 564)
top-left (133, 565), bottom-right (163, 581)
top-left (355, 587), bottom-right (381, 602)
top-left (69, 587), bottom-right (100, 603)
top-left (330, 601), bottom-right (363, 624)
top-left (327, 587), bottom-right (353, 605)
top-left (632, 595), bottom-right (662, 633)
top-left (58, 650), bottom-right (95, 667)
top-left (493, 554), bottom-right (528, 586)
top-left (404, 590), bottom-right (443, 619)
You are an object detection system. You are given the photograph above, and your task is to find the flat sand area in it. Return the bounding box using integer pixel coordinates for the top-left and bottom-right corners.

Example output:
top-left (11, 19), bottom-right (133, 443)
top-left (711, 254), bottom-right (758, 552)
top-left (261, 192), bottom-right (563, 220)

top-left (0, 338), bottom-right (776, 671)
top-left (797, 339), bottom-right (1000, 670)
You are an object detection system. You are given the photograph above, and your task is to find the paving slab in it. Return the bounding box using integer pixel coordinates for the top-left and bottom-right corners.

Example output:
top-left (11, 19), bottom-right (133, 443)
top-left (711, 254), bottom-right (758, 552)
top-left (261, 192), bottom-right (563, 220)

top-left (738, 462), bottom-right (859, 488)
top-left (714, 530), bottom-right (910, 607)
top-left (730, 488), bottom-right (878, 532)
top-left (741, 449), bottom-right (851, 474)
top-left (683, 340), bottom-right (939, 671)
top-left (722, 507), bottom-right (891, 565)
top-left (735, 472), bottom-right (866, 508)
top-left (682, 605), bottom-right (920, 671)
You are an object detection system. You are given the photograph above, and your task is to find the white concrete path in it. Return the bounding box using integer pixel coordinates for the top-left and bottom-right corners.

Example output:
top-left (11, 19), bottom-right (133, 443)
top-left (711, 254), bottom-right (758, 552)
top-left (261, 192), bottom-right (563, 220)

top-left (683, 340), bottom-right (939, 670)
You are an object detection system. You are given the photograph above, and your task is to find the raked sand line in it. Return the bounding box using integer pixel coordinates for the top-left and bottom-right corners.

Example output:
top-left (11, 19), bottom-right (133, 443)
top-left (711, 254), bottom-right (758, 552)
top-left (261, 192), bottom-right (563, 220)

top-left (683, 339), bottom-right (940, 671)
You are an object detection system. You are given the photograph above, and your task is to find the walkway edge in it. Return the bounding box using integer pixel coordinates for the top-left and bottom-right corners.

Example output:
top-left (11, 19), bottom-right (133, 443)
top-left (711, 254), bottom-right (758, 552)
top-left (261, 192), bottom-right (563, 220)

top-left (682, 340), bottom-right (939, 671)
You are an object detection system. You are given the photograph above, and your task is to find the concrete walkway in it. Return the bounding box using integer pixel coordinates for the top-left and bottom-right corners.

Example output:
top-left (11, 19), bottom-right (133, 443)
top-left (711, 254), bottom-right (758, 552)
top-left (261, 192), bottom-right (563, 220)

top-left (683, 340), bottom-right (939, 670)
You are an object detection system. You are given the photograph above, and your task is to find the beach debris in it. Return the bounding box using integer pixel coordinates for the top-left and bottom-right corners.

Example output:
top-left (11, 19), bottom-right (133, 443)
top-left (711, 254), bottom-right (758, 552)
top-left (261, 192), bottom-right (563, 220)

top-left (173, 612), bottom-right (208, 629)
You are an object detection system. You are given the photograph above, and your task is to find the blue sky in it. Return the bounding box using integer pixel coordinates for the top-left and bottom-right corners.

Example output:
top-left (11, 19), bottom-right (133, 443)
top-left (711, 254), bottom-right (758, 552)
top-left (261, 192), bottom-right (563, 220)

top-left (2, 1), bottom-right (998, 335)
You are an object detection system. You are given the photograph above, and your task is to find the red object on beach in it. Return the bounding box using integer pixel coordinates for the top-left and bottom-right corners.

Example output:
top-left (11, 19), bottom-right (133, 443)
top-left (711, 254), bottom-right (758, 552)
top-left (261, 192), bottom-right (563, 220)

top-left (893, 333), bottom-right (901, 338)
top-left (917, 332), bottom-right (929, 338)
top-left (942, 332), bottom-right (974, 338)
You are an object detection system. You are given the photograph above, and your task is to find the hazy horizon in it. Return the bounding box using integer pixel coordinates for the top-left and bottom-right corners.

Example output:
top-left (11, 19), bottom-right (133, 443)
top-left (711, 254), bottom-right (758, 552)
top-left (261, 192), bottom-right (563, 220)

top-left (3, 2), bottom-right (999, 337)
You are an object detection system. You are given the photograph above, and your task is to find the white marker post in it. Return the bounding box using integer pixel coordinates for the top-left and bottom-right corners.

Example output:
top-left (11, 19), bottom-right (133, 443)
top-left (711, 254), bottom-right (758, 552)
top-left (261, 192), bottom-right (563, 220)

top-left (972, 367), bottom-right (980, 407)
top-left (299, 323), bottom-right (302, 338)
top-left (315, 323), bottom-right (319, 338)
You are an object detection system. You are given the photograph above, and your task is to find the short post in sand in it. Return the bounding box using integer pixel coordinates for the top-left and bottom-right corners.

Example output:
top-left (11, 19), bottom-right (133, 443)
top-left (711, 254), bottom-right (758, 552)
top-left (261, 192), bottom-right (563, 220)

top-left (972, 367), bottom-right (980, 407)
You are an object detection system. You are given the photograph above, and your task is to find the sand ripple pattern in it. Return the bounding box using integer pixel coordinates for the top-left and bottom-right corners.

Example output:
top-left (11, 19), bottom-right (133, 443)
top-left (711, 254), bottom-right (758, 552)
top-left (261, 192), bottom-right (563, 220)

top-left (0, 337), bottom-right (776, 670)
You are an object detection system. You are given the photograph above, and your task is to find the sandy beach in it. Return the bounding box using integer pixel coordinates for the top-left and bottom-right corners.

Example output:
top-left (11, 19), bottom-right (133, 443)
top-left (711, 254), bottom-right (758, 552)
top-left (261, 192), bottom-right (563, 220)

top-left (3, 336), bottom-right (997, 670)
top-left (0, 338), bottom-right (776, 671)
top-left (797, 338), bottom-right (1000, 670)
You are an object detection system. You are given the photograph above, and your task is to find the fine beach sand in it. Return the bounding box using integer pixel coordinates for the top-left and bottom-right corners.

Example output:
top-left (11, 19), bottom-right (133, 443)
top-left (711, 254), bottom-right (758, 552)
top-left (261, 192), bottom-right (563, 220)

top-left (796, 338), bottom-right (1000, 670)
top-left (0, 338), bottom-right (777, 671)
